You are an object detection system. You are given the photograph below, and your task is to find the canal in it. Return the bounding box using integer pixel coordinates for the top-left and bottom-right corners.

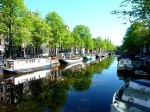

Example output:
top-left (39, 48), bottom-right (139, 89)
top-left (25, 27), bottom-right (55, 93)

top-left (1, 56), bottom-right (127, 112)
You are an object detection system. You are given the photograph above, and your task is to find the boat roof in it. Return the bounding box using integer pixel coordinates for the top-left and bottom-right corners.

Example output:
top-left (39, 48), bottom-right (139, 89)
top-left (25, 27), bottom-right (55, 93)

top-left (131, 80), bottom-right (150, 87)
top-left (7, 57), bottom-right (50, 62)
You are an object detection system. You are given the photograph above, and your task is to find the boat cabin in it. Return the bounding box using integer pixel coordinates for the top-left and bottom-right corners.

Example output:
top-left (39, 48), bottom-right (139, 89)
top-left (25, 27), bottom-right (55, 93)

top-left (6, 58), bottom-right (51, 70)
top-left (118, 58), bottom-right (132, 66)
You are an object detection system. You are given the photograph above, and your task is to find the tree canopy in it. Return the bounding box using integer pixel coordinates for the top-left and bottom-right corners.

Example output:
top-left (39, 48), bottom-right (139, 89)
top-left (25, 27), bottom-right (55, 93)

top-left (121, 22), bottom-right (149, 51)
top-left (0, 0), bottom-right (116, 57)
top-left (71, 25), bottom-right (93, 50)
top-left (45, 12), bottom-right (67, 47)
top-left (30, 12), bottom-right (50, 48)
top-left (111, 0), bottom-right (150, 26)
top-left (111, 0), bottom-right (150, 52)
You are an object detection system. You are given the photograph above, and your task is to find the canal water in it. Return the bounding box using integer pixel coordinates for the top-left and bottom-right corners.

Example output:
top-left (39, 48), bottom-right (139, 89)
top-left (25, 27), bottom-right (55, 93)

top-left (1, 56), bottom-right (127, 112)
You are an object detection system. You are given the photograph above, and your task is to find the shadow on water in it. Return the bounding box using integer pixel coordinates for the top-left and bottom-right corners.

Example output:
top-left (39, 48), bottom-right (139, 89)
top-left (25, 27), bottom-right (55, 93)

top-left (0, 56), bottom-right (122, 112)
top-left (117, 71), bottom-right (134, 84)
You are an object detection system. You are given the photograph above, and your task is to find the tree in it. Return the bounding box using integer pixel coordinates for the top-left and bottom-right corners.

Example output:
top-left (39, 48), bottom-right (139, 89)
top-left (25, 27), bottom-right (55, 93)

top-left (111, 0), bottom-right (150, 26)
top-left (30, 11), bottom-right (51, 55)
top-left (45, 12), bottom-right (66, 53)
top-left (94, 37), bottom-right (104, 50)
top-left (62, 30), bottom-right (74, 52)
top-left (103, 39), bottom-right (116, 51)
top-left (0, 0), bottom-right (27, 57)
top-left (71, 26), bottom-right (83, 48)
top-left (121, 22), bottom-right (149, 51)
top-left (72, 25), bottom-right (93, 51)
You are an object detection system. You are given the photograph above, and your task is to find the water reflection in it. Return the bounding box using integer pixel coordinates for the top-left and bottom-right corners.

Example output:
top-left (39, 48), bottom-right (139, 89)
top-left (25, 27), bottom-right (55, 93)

top-left (0, 56), bottom-right (117, 112)
top-left (117, 71), bottom-right (135, 84)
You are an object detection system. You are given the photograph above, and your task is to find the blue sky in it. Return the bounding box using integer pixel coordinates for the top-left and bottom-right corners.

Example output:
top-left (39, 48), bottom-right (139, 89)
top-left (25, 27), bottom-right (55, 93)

top-left (25, 0), bottom-right (130, 46)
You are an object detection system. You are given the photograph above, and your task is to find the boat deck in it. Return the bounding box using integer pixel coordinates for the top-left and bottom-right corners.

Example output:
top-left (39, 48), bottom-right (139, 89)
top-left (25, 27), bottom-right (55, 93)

top-left (123, 87), bottom-right (150, 102)
top-left (112, 100), bottom-right (150, 112)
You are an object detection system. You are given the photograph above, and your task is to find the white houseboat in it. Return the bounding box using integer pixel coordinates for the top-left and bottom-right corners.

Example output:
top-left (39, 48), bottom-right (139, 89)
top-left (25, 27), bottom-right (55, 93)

top-left (3, 57), bottom-right (52, 74)
top-left (117, 58), bottom-right (134, 72)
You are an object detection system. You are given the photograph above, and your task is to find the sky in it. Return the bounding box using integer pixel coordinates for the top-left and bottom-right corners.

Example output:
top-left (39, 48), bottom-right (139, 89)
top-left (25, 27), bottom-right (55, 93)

top-left (24, 0), bottom-right (131, 46)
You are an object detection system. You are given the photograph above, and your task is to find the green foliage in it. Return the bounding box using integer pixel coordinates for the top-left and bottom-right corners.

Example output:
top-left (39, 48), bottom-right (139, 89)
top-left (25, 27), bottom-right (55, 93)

top-left (0, 0), bottom-right (27, 56)
top-left (45, 12), bottom-right (67, 47)
top-left (73, 79), bottom-right (91, 91)
top-left (30, 12), bottom-right (51, 48)
top-left (62, 30), bottom-right (74, 48)
top-left (0, 0), bottom-right (116, 57)
top-left (93, 36), bottom-right (116, 51)
top-left (93, 37), bottom-right (103, 49)
top-left (111, 0), bottom-right (150, 26)
top-left (12, 10), bottom-right (33, 46)
top-left (72, 25), bottom-right (93, 49)
top-left (121, 22), bottom-right (149, 51)
top-left (112, 0), bottom-right (150, 51)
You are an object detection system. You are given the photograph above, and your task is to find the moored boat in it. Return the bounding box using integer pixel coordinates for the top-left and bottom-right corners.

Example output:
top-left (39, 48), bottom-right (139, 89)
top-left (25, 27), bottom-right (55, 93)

top-left (83, 54), bottom-right (96, 60)
top-left (58, 57), bottom-right (83, 64)
top-left (3, 57), bottom-right (52, 74)
top-left (117, 58), bottom-right (134, 72)
top-left (83, 55), bottom-right (91, 60)
top-left (134, 70), bottom-right (150, 79)
top-left (91, 55), bottom-right (96, 60)
top-left (110, 79), bottom-right (150, 112)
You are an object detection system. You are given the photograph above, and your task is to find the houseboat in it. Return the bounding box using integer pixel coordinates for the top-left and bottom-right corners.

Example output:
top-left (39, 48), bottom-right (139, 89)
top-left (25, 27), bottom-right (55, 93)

top-left (3, 57), bottom-right (52, 74)
top-left (117, 58), bottom-right (134, 72)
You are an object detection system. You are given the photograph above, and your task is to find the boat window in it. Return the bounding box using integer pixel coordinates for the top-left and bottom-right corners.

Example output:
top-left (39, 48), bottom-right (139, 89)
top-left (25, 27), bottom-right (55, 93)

top-left (38, 60), bottom-right (40, 63)
top-left (26, 61), bottom-right (28, 63)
